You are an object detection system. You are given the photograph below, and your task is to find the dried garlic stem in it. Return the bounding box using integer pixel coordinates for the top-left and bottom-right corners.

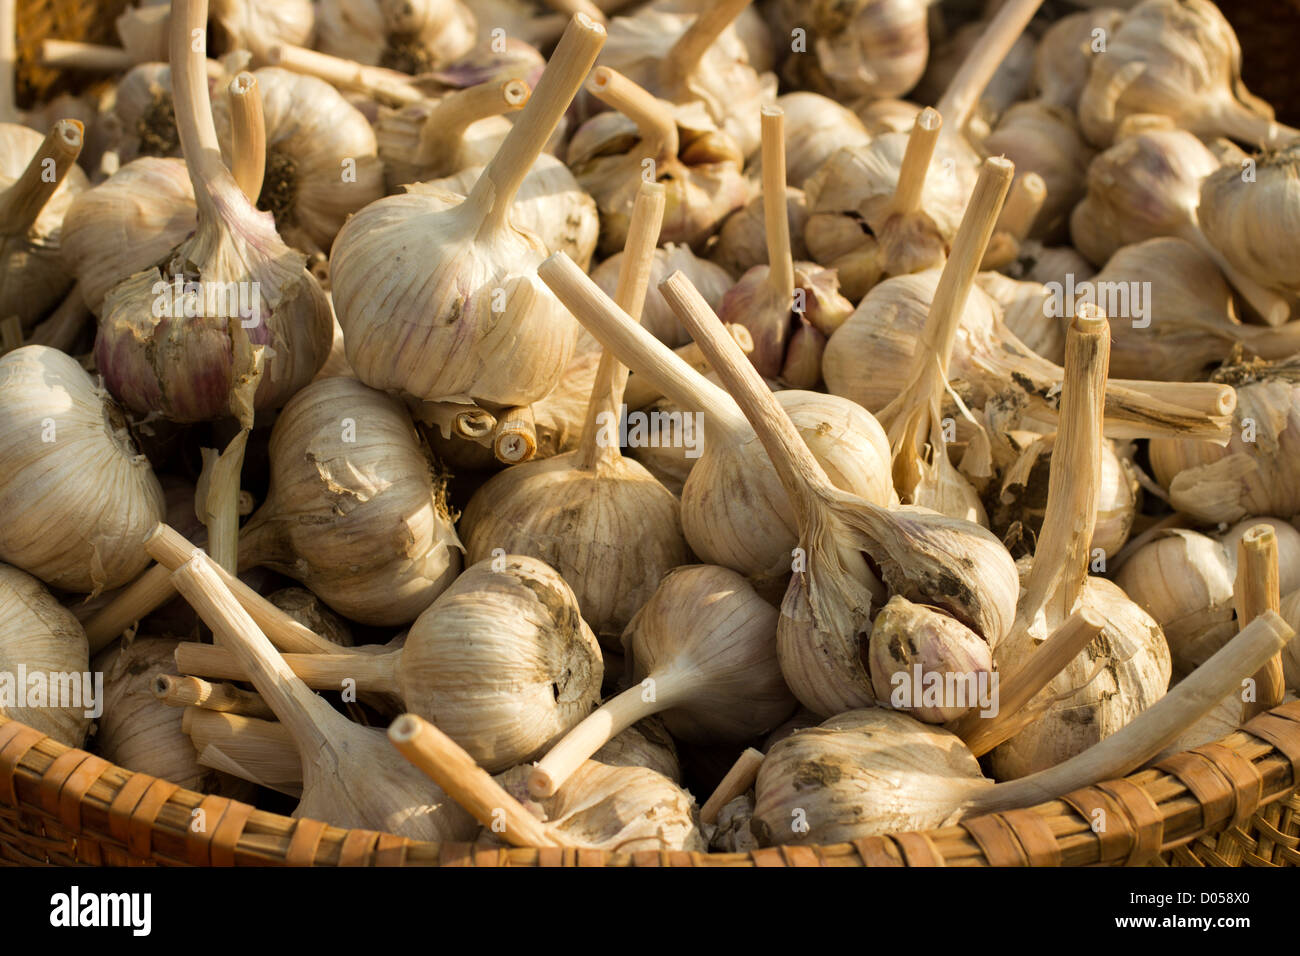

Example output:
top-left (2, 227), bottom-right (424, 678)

top-left (759, 106), bottom-right (795, 306)
top-left (622, 324), bottom-right (754, 409)
top-left (935, 0), bottom-right (1044, 137)
top-left (700, 747), bottom-right (763, 825)
top-left (389, 714), bottom-right (564, 848)
top-left (39, 39), bottom-right (133, 72)
top-left (997, 173), bottom-right (1046, 244)
top-left (170, 0), bottom-right (230, 220)
top-left (888, 107), bottom-right (942, 218)
top-left (0, 120), bottom-right (83, 236)
top-left (577, 181), bottom-right (666, 471)
top-left (1212, 104), bottom-right (1300, 153)
top-left (175, 641), bottom-right (402, 694)
top-left (1237, 525), bottom-right (1283, 722)
top-left (493, 405), bottom-right (538, 464)
top-left (417, 401), bottom-right (496, 441)
top-left (0, 0), bottom-right (15, 122)
top-left (880, 156), bottom-right (1014, 502)
top-left (227, 72), bottom-right (266, 202)
top-left (420, 79), bottom-right (531, 168)
top-left (265, 43), bottom-right (424, 105)
top-left (537, 253), bottom-right (752, 443)
top-left (83, 564), bottom-right (176, 653)
top-left (470, 15), bottom-right (606, 233)
top-left (155, 673), bottom-right (274, 720)
top-left (660, 0), bottom-right (750, 86)
top-left (197, 430), bottom-right (248, 574)
top-left (183, 708), bottom-right (302, 796)
top-left (967, 610), bottom-right (1294, 815)
top-left (589, 67), bottom-right (679, 165)
top-left (948, 608), bottom-right (1103, 755)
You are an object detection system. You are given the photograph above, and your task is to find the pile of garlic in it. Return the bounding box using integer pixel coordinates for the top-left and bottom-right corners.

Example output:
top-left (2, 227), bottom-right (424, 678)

top-left (2, 0), bottom-right (1299, 859)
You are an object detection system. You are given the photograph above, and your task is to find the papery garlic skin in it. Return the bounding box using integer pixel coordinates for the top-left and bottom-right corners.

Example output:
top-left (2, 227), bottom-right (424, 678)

top-left (210, 0), bottom-right (315, 58)
top-left (60, 157), bottom-right (196, 314)
top-left (211, 68), bottom-right (384, 251)
top-left (94, 637), bottom-right (251, 797)
top-left (239, 376), bottom-right (462, 626)
top-left (0, 564), bottom-right (92, 747)
top-left (977, 272), bottom-right (1063, 364)
top-left (401, 556), bottom-right (603, 772)
top-left (752, 708), bottom-right (990, 845)
top-left (315, 0), bottom-right (476, 72)
top-left (593, 243), bottom-right (733, 348)
top-left (592, 718), bottom-right (681, 782)
top-left (0, 124), bottom-right (89, 327)
top-left (0, 346), bottom-right (164, 593)
top-left (1032, 7), bottom-right (1125, 112)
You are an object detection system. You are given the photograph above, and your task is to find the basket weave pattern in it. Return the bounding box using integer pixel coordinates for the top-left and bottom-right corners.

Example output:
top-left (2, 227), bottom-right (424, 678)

top-left (2, 702), bottom-right (1297, 866)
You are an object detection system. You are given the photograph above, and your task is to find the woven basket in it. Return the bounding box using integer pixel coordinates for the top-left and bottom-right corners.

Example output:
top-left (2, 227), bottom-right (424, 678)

top-left (2, 702), bottom-right (1297, 866)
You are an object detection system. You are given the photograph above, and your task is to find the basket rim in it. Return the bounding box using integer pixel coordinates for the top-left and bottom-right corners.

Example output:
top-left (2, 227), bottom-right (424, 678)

top-left (1, 700), bottom-right (1298, 866)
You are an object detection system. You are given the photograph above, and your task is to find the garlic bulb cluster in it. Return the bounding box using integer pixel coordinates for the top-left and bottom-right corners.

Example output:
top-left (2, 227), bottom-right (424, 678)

top-left (331, 17), bottom-right (605, 408)
top-left (0, 346), bottom-right (164, 593)
top-left (592, 241), bottom-right (732, 348)
top-left (238, 376), bottom-right (462, 626)
top-left (768, 0), bottom-right (929, 104)
top-left (0, 563), bottom-right (92, 748)
top-left (210, 67), bottom-right (385, 253)
top-left (0, 119), bottom-right (87, 328)
top-left (315, 0), bottom-right (476, 73)
top-left (1078, 0), bottom-right (1299, 149)
top-left (1116, 518), bottom-right (1300, 673)
top-left (94, 636), bottom-right (251, 797)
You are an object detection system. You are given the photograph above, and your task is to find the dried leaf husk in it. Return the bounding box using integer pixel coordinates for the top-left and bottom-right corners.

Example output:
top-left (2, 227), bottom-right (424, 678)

top-left (1031, 7), bottom-right (1124, 112)
top-left (315, 0), bottom-right (476, 72)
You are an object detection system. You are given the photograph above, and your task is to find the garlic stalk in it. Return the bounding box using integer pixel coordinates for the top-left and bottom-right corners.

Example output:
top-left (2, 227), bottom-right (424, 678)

top-left (822, 267), bottom-right (1238, 443)
top-left (1236, 525), bottom-right (1285, 721)
top-left (210, 67), bottom-right (385, 253)
top-left (593, 242), bottom-right (733, 349)
top-left (753, 609), bottom-right (1291, 843)
top-left (658, 270), bottom-right (1020, 717)
top-left (0, 563), bottom-right (92, 747)
top-left (94, 636), bottom-right (251, 797)
top-left (0, 119), bottom-right (87, 328)
top-left (182, 708), bottom-right (303, 796)
top-left (263, 42), bottom-right (429, 106)
top-left (876, 156), bottom-right (1014, 524)
top-left (0, 346), bottom-right (164, 593)
top-left (570, 67), bottom-right (747, 256)
top-left (1078, 0), bottom-right (1300, 150)
top-left (153, 674), bottom-right (275, 720)
top-left (375, 78), bottom-right (530, 189)
top-left (97, 0), bottom-right (333, 424)
top-left (537, 252), bottom-right (893, 586)
top-left (528, 564), bottom-right (795, 797)
top-left (176, 555), bottom-right (604, 773)
top-left (170, 552), bottom-right (478, 840)
top-left (711, 186), bottom-right (809, 282)
top-left (459, 183), bottom-right (688, 646)
top-left (990, 307), bottom-right (1172, 780)
top-left (720, 106), bottom-right (852, 388)
top-left (915, 15), bottom-right (1036, 142)
top-left (766, 93), bottom-right (871, 191)
top-left (330, 15), bottom-right (605, 408)
top-left (315, 0), bottom-right (476, 73)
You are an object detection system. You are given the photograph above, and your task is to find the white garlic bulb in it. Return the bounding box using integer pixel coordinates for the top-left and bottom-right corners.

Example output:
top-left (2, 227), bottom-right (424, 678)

top-left (593, 242), bottom-right (733, 348)
top-left (0, 563), bottom-right (92, 748)
top-left (210, 0), bottom-right (315, 59)
top-left (768, 92), bottom-right (872, 190)
top-left (0, 346), bottom-right (164, 593)
top-left (315, 0), bottom-right (476, 73)
top-left (1031, 7), bottom-right (1124, 111)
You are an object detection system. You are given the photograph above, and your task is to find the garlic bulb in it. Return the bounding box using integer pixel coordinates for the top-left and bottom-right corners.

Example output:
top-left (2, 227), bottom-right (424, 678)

top-left (652, 0), bottom-right (774, 73)
top-left (178, 554), bottom-right (604, 773)
top-left (1150, 371), bottom-right (1300, 523)
top-left (0, 346), bottom-right (164, 593)
top-left (529, 564), bottom-right (794, 797)
top-left (460, 183), bottom-right (688, 646)
top-left (315, 0), bottom-right (476, 73)
top-left (823, 268), bottom-right (1238, 443)
top-left (1078, 0), bottom-right (1299, 150)
top-left (330, 17), bottom-right (606, 408)
top-left (768, 0), bottom-right (929, 104)
top-left (1069, 125), bottom-right (1289, 325)
top-left (867, 595), bottom-right (995, 723)
top-left (1009, 240), bottom-right (1096, 289)
top-left (591, 717), bottom-right (680, 782)
top-left (1031, 7), bottom-right (1124, 111)
top-left (710, 186), bottom-right (809, 281)
top-left (991, 310), bottom-right (1171, 779)
top-left (720, 107), bottom-right (852, 388)
top-left (1116, 518), bottom-right (1300, 673)
top-left (0, 563), bottom-right (92, 747)
top-left (171, 553), bottom-right (478, 840)
top-left (855, 98), bottom-right (922, 136)
top-left (569, 68), bottom-right (747, 256)
top-left (658, 271), bottom-right (1019, 718)
top-left (60, 157), bottom-right (195, 314)
top-left (766, 92), bottom-right (871, 190)
top-left (97, 3), bottom-right (333, 423)
top-left (538, 253), bottom-right (895, 586)
top-left (915, 17), bottom-right (1036, 141)
top-left (375, 78), bottom-right (529, 188)
top-left (594, 242), bottom-right (733, 349)
top-left (94, 636), bottom-right (251, 796)
top-left (238, 376), bottom-right (462, 625)
top-left (595, 0), bottom-right (773, 157)
top-left (0, 120), bottom-right (87, 328)
top-left (210, 67), bottom-right (385, 252)
top-left (108, 63), bottom-right (180, 163)
top-left (976, 272), bottom-right (1063, 364)
top-left (267, 587), bottom-right (354, 648)
top-left (209, 0), bottom-right (315, 59)
top-left (1199, 144), bottom-right (1300, 310)
top-left (983, 101), bottom-right (1093, 240)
